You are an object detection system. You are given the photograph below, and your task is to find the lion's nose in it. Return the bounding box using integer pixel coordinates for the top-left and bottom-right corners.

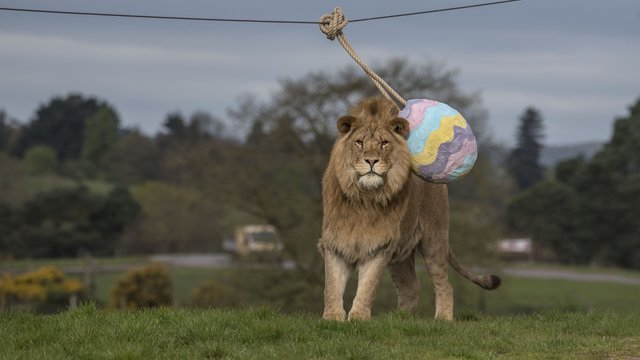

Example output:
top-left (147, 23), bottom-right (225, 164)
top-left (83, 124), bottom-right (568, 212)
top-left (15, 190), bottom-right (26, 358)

top-left (365, 158), bottom-right (379, 169)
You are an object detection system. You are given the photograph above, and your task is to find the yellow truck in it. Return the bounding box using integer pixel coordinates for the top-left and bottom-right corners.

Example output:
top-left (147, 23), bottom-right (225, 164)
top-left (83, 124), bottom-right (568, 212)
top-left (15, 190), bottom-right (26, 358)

top-left (233, 225), bottom-right (283, 260)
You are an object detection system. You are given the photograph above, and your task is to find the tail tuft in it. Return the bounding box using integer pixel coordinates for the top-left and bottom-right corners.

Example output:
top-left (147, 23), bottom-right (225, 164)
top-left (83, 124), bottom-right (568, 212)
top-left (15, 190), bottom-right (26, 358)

top-left (482, 275), bottom-right (501, 290)
top-left (448, 249), bottom-right (501, 291)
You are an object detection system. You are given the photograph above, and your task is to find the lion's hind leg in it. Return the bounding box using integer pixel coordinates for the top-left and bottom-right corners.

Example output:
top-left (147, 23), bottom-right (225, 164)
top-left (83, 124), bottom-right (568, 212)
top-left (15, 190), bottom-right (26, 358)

top-left (422, 245), bottom-right (454, 321)
top-left (388, 251), bottom-right (420, 313)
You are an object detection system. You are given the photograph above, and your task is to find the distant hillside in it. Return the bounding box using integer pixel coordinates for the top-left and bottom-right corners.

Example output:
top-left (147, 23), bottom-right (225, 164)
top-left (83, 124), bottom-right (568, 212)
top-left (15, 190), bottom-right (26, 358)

top-left (483, 141), bottom-right (604, 168)
top-left (540, 141), bottom-right (603, 167)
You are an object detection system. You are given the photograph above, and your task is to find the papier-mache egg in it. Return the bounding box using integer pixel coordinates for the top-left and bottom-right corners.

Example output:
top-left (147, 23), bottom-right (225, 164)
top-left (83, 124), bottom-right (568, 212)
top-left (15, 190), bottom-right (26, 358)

top-left (398, 99), bottom-right (477, 183)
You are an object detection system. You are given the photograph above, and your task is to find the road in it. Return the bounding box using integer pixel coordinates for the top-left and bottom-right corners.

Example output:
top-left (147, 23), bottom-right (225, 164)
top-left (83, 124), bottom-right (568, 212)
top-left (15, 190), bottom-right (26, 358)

top-left (5, 254), bottom-right (640, 286)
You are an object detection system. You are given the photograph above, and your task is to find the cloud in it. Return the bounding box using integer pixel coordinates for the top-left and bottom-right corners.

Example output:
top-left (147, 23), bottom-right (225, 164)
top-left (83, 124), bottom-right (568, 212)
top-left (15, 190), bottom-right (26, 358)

top-left (0, 30), bottom-right (327, 131)
top-left (1, 2), bottom-right (639, 145)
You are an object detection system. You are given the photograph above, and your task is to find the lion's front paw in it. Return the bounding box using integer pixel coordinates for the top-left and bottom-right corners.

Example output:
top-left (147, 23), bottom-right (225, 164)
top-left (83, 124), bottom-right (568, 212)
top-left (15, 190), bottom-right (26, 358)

top-left (323, 309), bottom-right (346, 321)
top-left (347, 309), bottom-right (371, 321)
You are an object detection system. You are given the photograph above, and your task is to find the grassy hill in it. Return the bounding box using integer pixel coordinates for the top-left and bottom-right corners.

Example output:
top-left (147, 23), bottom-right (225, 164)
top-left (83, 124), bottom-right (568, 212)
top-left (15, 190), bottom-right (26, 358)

top-left (1, 305), bottom-right (638, 359)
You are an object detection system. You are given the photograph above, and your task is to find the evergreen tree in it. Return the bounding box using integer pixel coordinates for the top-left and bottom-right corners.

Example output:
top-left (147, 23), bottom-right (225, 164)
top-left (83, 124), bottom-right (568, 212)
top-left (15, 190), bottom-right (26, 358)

top-left (163, 112), bottom-right (187, 138)
top-left (507, 107), bottom-right (545, 190)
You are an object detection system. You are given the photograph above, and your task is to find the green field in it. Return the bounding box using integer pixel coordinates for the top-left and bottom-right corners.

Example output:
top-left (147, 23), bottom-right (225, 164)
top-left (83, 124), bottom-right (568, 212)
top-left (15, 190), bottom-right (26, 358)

top-left (3, 261), bottom-right (640, 358)
top-left (5, 258), bottom-right (640, 315)
top-left (87, 266), bottom-right (640, 315)
top-left (1, 305), bottom-right (638, 359)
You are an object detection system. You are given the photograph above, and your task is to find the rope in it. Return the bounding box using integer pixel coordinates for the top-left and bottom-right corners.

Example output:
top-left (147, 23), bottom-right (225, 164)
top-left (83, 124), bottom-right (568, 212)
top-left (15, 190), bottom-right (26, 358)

top-left (320, 7), bottom-right (407, 109)
top-left (0, 1), bottom-right (523, 24)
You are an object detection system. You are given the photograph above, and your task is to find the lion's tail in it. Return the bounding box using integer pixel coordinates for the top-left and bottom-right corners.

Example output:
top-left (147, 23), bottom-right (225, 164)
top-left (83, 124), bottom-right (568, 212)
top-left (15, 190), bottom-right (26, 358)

top-left (448, 249), bottom-right (501, 290)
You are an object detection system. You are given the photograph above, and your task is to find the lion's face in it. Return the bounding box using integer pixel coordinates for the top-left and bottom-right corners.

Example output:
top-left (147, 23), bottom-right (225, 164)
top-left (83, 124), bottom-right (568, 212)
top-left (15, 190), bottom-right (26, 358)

top-left (331, 98), bottom-right (412, 201)
top-left (350, 128), bottom-right (396, 190)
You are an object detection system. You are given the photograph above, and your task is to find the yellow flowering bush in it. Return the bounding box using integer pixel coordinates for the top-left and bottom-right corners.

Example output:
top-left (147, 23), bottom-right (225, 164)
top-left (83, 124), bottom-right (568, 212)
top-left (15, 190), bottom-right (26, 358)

top-left (0, 266), bottom-right (84, 305)
top-left (110, 263), bottom-right (172, 310)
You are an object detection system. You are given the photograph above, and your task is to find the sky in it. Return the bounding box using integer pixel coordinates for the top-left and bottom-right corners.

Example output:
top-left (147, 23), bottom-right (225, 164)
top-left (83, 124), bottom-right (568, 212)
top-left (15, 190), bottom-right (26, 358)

top-left (0, 0), bottom-right (639, 146)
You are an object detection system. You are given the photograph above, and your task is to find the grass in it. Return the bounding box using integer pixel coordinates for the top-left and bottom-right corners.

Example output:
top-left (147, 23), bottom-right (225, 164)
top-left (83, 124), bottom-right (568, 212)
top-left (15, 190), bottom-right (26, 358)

top-left (5, 256), bottom-right (640, 314)
top-left (3, 261), bottom-right (640, 358)
top-left (509, 262), bottom-right (640, 279)
top-left (5, 258), bottom-right (637, 314)
top-left (92, 267), bottom-right (231, 307)
top-left (490, 276), bottom-right (640, 314)
top-left (88, 266), bottom-right (640, 314)
top-left (0, 305), bottom-right (638, 359)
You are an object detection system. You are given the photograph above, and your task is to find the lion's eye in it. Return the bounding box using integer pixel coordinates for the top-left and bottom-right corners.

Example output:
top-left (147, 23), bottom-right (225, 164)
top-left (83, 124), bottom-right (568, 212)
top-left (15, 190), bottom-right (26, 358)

top-left (355, 140), bottom-right (363, 147)
top-left (381, 140), bottom-right (389, 148)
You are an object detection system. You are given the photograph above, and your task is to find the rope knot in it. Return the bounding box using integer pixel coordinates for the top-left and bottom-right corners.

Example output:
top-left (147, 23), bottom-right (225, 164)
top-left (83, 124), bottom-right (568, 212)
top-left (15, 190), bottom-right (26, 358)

top-left (318, 7), bottom-right (406, 108)
top-left (319, 7), bottom-right (347, 40)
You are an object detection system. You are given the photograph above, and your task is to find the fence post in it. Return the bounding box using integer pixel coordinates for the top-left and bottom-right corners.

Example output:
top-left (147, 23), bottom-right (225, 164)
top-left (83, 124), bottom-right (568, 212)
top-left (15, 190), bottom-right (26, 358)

top-left (83, 253), bottom-right (96, 298)
top-left (69, 294), bottom-right (78, 309)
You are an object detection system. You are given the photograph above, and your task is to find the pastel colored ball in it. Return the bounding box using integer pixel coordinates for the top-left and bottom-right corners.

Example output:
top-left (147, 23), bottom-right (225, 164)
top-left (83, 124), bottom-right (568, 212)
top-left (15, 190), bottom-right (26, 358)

top-left (398, 99), bottom-right (477, 183)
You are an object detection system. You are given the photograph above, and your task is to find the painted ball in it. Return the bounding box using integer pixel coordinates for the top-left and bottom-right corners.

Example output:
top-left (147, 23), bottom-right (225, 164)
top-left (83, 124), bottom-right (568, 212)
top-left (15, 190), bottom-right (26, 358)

top-left (398, 99), bottom-right (477, 183)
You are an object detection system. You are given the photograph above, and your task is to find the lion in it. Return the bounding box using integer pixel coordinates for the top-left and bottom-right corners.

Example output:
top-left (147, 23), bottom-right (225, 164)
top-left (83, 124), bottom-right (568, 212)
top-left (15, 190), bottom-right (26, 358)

top-left (319, 97), bottom-right (500, 321)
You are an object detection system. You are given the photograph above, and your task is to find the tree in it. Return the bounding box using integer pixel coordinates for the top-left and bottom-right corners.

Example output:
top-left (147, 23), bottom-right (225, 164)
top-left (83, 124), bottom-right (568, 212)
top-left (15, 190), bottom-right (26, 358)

top-left (9, 186), bottom-right (139, 258)
top-left (507, 180), bottom-right (587, 263)
top-left (554, 155), bottom-right (586, 186)
top-left (0, 110), bottom-right (15, 152)
top-left (0, 110), bottom-right (8, 151)
top-left (507, 98), bottom-right (640, 268)
top-left (101, 130), bottom-right (161, 184)
top-left (117, 182), bottom-right (223, 254)
top-left (507, 107), bottom-right (545, 190)
top-left (24, 145), bottom-right (58, 174)
top-left (158, 112), bottom-right (232, 186)
top-left (187, 112), bottom-right (226, 140)
top-left (15, 94), bottom-right (118, 161)
top-left (576, 98), bottom-right (640, 268)
top-left (160, 111), bottom-right (226, 143)
top-left (81, 106), bottom-right (119, 163)
top-left (163, 112), bottom-right (188, 138)
top-left (0, 153), bottom-right (29, 205)
top-left (0, 203), bottom-right (20, 256)
top-left (92, 186), bottom-right (141, 254)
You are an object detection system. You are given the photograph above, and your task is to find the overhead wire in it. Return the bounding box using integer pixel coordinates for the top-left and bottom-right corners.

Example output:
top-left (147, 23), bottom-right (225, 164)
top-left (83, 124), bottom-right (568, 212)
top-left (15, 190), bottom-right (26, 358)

top-left (0, 0), bottom-right (522, 25)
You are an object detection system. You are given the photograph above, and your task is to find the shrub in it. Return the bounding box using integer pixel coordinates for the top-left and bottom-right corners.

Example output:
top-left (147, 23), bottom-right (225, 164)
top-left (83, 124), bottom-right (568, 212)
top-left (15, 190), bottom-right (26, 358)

top-left (0, 266), bottom-right (83, 311)
top-left (24, 145), bottom-right (58, 174)
top-left (110, 263), bottom-right (172, 309)
top-left (189, 281), bottom-right (237, 308)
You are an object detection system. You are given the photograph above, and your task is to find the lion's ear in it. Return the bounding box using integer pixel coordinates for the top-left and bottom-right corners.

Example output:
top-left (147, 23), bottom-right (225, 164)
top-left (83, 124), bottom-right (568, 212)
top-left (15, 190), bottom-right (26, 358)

top-left (390, 117), bottom-right (410, 139)
top-left (337, 115), bottom-right (356, 134)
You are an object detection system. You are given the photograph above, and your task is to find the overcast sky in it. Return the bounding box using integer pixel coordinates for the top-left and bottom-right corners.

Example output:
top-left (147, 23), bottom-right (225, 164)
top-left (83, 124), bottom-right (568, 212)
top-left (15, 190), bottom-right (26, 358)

top-left (1, 0), bottom-right (639, 146)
